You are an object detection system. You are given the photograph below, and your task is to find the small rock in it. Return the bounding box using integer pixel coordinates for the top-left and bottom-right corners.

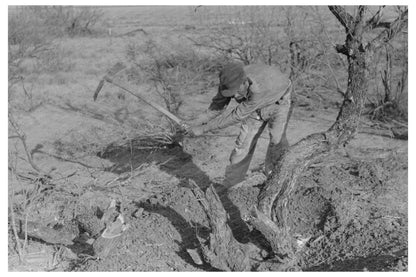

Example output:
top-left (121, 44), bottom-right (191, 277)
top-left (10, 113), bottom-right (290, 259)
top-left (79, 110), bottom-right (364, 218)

top-left (260, 249), bottom-right (269, 259)
top-left (86, 238), bottom-right (95, 245)
top-left (186, 248), bottom-right (203, 265)
top-left (61, 247), bottom-right (78, 260)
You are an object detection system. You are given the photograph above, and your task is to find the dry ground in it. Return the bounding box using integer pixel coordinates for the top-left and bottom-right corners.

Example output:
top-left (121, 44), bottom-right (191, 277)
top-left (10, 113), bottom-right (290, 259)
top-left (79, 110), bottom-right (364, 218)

top-left (8, 6), bottom-right (407, 271)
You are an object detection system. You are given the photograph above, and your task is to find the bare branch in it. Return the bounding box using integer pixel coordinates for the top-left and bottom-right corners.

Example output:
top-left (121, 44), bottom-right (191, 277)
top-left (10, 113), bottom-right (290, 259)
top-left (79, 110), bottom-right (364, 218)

top-left (372, 22), bottom-right (394, 29)
top-left (368, 6), bottom-right (385, 25)
top-left (328, 6), bottom-right (354, 32)
top-left (8, 112), bottom-right (42, 173)
top-left (356, 6), bottom-right (368, 25)
top-left (366, 6), bottom-right (399, 31)
top-left (9, 168), bottom-right (25, 262)
top-left (367, 8), bottom-right (408, 51)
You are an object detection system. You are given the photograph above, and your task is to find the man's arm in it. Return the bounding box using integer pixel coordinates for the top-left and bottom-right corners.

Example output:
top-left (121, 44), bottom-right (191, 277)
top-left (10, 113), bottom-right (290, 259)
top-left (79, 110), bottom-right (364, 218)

top-left (189, 89), bottom-right (232, 126)
top-left (203, 97), bottom-right (261, 132)
top-left (202, 78), bottom-right (292, 132)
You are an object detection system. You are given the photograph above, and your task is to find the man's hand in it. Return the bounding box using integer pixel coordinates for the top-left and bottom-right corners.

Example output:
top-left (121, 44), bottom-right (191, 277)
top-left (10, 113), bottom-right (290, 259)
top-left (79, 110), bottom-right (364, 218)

top-left (187, 115), bottom-right (209, 127)
top-left (186, 125), bottom-right (205, 137)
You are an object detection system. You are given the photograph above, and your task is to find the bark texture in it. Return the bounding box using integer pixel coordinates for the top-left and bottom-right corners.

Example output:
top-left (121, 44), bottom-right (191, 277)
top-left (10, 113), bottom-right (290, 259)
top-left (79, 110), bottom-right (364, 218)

top-left (190, 182), bottom-right (251, 271)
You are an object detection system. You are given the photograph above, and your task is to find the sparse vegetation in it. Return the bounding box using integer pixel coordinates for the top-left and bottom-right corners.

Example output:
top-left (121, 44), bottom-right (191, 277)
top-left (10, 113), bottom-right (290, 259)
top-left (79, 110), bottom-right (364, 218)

top-left (28, 6), bottom-right (104, 37)
top-left (125, 38), bottom-right (225, 113)
top-left (8, 6), bottom-right (407, 272)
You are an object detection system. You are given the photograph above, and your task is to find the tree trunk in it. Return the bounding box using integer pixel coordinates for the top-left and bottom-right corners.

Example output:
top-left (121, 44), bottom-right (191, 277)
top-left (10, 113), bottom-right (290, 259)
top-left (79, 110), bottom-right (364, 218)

top-left (252, 47), bottom-right (369, 257)
top-left (250, 5), bottom-right (407, 259)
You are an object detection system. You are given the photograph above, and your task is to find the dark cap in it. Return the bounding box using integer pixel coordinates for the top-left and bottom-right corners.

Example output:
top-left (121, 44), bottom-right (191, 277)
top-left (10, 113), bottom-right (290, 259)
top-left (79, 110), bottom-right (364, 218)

top-left (219, 62), bottom-right (246, 97)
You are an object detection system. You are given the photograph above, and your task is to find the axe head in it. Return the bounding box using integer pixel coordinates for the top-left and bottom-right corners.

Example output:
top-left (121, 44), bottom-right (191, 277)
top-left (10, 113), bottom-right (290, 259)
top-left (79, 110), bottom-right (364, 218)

top-left (93, 62), bottom-right (127, 101)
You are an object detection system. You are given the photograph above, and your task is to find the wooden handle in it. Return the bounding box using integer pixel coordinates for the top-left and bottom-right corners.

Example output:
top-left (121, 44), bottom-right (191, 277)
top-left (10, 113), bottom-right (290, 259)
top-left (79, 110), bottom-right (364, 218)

top-left (104, 78), bottom-right (185, 127)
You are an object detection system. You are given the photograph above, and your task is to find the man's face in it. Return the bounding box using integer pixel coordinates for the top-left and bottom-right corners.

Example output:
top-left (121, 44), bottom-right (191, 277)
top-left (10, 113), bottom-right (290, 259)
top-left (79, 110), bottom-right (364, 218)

top-left (233, 80), bottom-right (249, 101)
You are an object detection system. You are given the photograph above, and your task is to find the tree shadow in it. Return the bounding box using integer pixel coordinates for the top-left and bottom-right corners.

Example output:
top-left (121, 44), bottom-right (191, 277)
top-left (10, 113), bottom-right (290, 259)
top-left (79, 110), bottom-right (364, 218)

top-left (98, 139), bottom-right (254, 245)
top-left (136, 201), bottom-right (219, 271)
top-left (97, 140), bottom-right (212, 189)
top-left (210, 183), bottom-right (252, 243)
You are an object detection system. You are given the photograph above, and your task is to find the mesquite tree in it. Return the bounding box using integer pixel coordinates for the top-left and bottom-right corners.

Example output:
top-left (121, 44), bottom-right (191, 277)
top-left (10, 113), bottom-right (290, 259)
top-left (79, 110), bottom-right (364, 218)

top-left (250, 5), bottom-right (408, 259)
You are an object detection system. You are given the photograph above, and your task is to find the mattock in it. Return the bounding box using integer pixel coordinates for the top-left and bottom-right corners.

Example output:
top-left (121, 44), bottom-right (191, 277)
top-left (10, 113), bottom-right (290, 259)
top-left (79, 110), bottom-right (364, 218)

top-left (93, 62), bottom-right (190, 132)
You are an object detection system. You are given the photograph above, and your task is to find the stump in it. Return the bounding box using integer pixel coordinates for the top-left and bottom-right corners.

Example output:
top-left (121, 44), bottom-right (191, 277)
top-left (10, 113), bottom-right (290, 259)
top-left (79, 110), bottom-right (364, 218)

top-left (190, 181), bottom-right (251, 271)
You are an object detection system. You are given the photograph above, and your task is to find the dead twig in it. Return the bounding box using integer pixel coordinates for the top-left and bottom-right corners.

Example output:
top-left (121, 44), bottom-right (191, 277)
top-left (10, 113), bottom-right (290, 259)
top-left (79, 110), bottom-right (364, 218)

top-left (391, 119), bottom-right (407, 128)
top-left (8, 112), bottom-right (42, 173)
top-left (9, 166), bottom-right (25, 263)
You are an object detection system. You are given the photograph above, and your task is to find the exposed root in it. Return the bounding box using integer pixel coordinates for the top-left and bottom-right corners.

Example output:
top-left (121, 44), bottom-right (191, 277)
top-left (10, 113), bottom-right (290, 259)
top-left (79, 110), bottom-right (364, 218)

top-left (250, 132), bottom-right (333, 260)
top-left (257, 132), bottom-right (330, 221)
top-left (189, 180), bottom-right (251, 271)
top-left (248, 207), bottom-right (295, 259)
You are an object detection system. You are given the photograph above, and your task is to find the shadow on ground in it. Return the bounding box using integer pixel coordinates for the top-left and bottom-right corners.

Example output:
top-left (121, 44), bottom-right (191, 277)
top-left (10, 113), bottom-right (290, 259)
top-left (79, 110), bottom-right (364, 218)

top-left (97, 140), bottom-right (252, 243)
top-left (97, 140), bottom-right (212, 188)
top-left (136, 201), bottom-right (219, 271)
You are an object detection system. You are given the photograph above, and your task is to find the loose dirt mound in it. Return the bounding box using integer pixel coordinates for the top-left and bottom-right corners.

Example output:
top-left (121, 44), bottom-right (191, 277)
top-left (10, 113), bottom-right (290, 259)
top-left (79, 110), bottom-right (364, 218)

top-left (74, 189), bottom-right (211, 271)
top-left (286, 152), bottom-right (408, 271)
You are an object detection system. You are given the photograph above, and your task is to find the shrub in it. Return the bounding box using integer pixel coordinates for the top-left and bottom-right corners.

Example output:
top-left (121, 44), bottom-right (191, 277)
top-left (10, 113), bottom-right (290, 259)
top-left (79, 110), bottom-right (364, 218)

top-left (367, 36), bottom-right (408, 122)
top-left (191, 6), bottom-right (286, 66)
top-left (126, 38), bottom-right (226, 114)
top-left (28, 6), bottom-right (104, 37)
top-left (8, 7), bottom-right (51, 87)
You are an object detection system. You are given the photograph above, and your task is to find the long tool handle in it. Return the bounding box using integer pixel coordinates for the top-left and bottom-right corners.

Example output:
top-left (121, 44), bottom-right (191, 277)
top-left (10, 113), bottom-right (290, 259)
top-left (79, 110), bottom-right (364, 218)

top-left (104, 76), bottom-right (186, 128)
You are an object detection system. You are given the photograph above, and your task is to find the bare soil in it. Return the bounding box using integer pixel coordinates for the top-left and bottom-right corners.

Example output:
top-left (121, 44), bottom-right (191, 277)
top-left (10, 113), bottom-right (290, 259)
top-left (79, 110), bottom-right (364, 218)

top-left (8, 101), bottom-right (408, 271)
top-left (8, 6), bottom-right (407, 272)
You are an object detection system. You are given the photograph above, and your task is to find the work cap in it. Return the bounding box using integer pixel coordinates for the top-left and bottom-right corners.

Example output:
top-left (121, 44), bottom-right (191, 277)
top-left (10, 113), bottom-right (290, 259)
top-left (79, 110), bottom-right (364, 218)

top-left (219, 62), bottom-right (246, 97)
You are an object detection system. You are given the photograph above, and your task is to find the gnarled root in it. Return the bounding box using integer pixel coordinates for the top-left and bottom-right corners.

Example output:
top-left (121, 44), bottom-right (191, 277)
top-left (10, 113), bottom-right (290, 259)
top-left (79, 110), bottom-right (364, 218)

top-left (248, 206), bottom-right (295, 259)
top-left (250, 133), bottom-right (331, 260)
top-left (190, 181), bottom-right (251, 271)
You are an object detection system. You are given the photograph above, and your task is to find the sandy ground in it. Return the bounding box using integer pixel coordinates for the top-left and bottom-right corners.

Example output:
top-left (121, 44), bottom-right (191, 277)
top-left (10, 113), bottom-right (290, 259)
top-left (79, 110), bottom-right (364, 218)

top-left (8, 92), bottom-right (408, 271)
top-left (8, 6), bottom-right (407, 272)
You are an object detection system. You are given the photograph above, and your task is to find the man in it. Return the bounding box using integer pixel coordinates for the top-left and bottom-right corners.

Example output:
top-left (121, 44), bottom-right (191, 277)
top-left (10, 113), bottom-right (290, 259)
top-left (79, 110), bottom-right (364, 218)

top-left (188, 61), bottom-right (292, 188)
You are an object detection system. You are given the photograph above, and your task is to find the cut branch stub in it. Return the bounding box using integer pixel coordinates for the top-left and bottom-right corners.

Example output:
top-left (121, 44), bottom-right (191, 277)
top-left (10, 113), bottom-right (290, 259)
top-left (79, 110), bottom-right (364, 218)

top-left (189, 181), bottom-right (251, 271)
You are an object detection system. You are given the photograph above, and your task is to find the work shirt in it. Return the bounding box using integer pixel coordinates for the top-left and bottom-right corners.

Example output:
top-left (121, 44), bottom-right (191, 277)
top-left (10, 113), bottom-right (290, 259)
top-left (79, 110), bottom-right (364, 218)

top-left (203, 64), bottom-right (291, 132)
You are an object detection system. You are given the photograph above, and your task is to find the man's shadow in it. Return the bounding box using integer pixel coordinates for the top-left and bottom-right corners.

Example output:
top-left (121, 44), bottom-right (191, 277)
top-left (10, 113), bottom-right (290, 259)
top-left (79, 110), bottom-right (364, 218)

top-left (97, 139), bottom-right (212, 189)
top-left (136, 201), bottom-right (218, 270)
top-left (97, 138), bottom-right (251, 243)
